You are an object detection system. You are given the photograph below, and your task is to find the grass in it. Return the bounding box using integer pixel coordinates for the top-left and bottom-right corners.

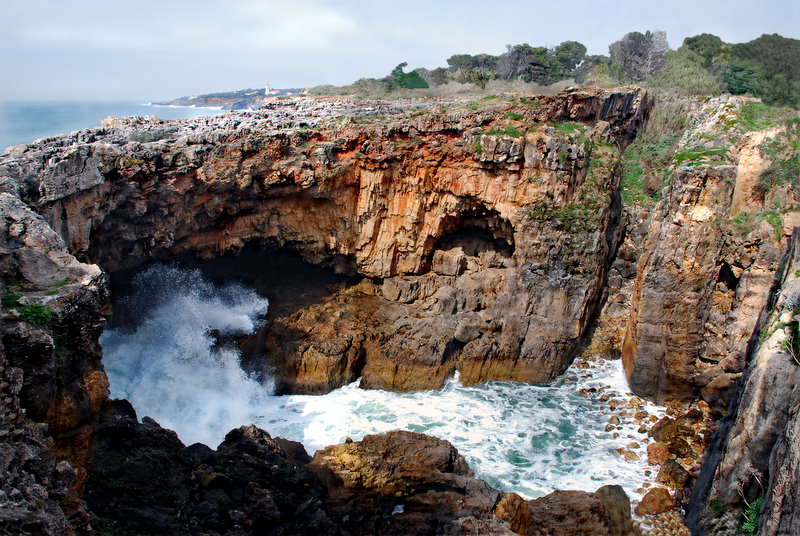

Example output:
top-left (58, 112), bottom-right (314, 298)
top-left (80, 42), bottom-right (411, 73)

top-left (673, 147), bottom-right (729, 165)
top-left (757, 117), bottom-right (800, 192)
top-left (729, 210), bottom-right (784, 241)
top-left (737, 101), bottom-right (794, 133)
top-left (617, 96), bottom-right (689, 208)
top-left (18, 303), bottom-right (53, 327)
top-left (2, 290), bottom-right (21, 308)
top-left (646, 46), bottom-right (722, 96)
top-left (485, 125), bottom-right (523, 138)
top-left (620, 131), bottom-right (683, 207)
top-left (551, 121), bottom-right (584, 136)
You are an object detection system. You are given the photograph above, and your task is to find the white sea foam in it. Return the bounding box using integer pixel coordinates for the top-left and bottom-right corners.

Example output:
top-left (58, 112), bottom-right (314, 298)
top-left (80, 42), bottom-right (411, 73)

top-left (101, 264), bottom-right (665, 502)
top-left (101, 265), bottom-right (271, 445)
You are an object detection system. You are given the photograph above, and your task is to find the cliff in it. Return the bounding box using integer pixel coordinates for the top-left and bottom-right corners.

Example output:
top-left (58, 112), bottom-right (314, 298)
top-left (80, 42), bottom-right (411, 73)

top-left (2, 88), bottom-right (799, 535)
top-left (1, 88), bottom-right (649, 396)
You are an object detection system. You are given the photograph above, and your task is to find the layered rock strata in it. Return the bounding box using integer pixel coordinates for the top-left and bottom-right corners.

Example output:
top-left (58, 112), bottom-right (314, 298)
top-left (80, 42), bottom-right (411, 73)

top-left (620, 96), bottom-right (795, 408)
top-left (0, 89), bottom-right (651, 534)
top-left (690, 231), bottom-right (800, 535)
top-left (1, 88), bottom-right (650, 394)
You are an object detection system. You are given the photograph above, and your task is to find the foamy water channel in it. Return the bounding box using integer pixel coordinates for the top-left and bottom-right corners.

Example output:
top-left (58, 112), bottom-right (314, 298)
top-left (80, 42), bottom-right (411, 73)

top-left (101, 264), bottom-right (666, 500)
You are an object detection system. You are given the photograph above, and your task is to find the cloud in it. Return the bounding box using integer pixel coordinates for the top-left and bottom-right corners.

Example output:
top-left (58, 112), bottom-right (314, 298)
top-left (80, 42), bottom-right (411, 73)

top-left (1, 0), bottom-right (798, 101)
top-left (2, 0), bottom-right (360, 52)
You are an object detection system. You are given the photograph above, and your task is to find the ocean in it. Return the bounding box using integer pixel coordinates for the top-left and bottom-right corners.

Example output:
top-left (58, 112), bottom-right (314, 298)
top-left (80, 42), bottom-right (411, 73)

top-left (100, 262), bottom-right (666, 501)
top-left (0, 101), bottom-right (223, 151)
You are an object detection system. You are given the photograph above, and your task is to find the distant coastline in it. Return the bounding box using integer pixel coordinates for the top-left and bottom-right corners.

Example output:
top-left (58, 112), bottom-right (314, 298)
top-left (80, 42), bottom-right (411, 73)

top-left (155, 86), bottom-right (305, 110)
top-left (145, 102), bottom-right (224, 110)
top-left (0, 101), bottom-right (223, 151)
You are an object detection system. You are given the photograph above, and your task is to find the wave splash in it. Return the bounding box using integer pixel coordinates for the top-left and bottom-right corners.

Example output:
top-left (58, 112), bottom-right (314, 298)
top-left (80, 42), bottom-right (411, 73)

top-left (101, 264), bottom-right (664, 501)
top-left (100, 264), bottom-right (271, 446)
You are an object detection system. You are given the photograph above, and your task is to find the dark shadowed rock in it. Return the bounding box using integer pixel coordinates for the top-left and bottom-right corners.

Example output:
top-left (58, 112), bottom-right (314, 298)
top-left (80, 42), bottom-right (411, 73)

top-left (309, 430), bottom-right (502, 535)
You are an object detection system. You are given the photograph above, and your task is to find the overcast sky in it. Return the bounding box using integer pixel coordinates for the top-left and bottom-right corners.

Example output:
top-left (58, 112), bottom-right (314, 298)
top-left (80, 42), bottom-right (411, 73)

top-left (1, 0), bottom-right (798, 102)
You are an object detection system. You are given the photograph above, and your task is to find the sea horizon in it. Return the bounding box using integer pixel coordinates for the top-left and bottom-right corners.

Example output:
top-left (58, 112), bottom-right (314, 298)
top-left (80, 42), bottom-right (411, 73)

top-left (0, 100), bottom-right (223, 151)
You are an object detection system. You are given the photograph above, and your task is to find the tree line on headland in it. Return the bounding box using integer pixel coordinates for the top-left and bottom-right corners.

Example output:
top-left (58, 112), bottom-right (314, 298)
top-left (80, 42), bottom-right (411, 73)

top-left (318, 32), bottom-right (799, 108)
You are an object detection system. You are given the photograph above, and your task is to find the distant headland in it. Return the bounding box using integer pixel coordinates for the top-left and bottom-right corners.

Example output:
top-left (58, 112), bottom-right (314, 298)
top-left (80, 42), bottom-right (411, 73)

top-left (154, 84), bottom-right (306, 110)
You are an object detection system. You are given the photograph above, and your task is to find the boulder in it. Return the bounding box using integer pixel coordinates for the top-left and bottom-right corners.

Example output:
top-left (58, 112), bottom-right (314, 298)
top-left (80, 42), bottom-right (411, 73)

top-left (634, 488), bottom-right (675, 516)
top-left (647, 442), bottom-right (671, 465)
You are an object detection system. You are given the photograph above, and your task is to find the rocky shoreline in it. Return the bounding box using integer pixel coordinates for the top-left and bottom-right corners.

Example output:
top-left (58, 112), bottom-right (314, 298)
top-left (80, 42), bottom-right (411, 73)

top-left (1, 88), bottom-right (799, 534)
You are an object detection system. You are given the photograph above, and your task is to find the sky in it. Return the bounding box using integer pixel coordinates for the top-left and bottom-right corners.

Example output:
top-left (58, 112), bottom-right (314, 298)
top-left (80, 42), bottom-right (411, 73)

top-left (1, 0), bottom-right (798, 102)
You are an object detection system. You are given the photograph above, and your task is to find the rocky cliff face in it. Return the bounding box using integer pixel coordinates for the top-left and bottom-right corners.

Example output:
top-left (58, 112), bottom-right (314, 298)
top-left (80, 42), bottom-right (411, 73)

top-left (4, 87), bottom-right (799, 534)
top-left (687, 231), bottom-right (800, 535)
top-left (620, 97), bottom-right (792, 409)
top-left (0, 88), bottom-right (652, 534)
top-left (1, 88), bottom-right (649, 395)
top-left (0, 193), bottom-right (108, 534)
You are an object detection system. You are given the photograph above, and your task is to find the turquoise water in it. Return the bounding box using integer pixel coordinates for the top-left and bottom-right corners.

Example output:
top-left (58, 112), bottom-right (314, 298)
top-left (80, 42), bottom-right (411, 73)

top-left (101, 264), bottom-right (665, 501)
top-left (0, 101), bottom-right (222, 151)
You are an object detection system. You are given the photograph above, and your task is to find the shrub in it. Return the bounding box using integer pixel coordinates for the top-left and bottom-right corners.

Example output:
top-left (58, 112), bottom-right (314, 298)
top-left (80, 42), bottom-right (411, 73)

top-left (647, 47), bottom-right (722, 95)
top-left (739, 495), bottom-right (764, 534)
top-left (392, 63), bottom-right (429, 90)
top-left (723, 61), bottom-right (758, 95)
top-left (683, 33), bottom-right (724, 67)
top-left (2, 290), bottom-right (20, 308)
top-left (447, 67), bottom-right (496, 90)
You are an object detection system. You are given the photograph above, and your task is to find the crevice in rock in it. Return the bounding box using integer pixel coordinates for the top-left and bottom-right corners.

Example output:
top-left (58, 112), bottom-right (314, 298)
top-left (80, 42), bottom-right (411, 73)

top-left (686, 228), bottom-right (800, 534)
top-left (717, 261), bottom-right (740, 292)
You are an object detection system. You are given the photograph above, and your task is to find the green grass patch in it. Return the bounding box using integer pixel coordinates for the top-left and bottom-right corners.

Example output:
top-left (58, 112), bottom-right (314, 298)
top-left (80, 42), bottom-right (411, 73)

top-left (621, 160), bottom-right (649, 206)
top-left (620, 130), bottom-right (683, 207)
top-left (551, 121), bottom-right (584, 136)
top-left (485, 126), bottom-right (523, 138)
top-left (18, 303), bottom-right (53, 327)
top-left (673, 146), bottom-right (729, 165)
top-left (737, 101), bottom-right (794, 132)
top-left (51, 277), bottom-right (70, 288)
top-left (503, 112), bottom-right (524, 121)
top-left (729, 210), bottom-right (784, 241)
top-left (2, 290), bottom-right (21, 308)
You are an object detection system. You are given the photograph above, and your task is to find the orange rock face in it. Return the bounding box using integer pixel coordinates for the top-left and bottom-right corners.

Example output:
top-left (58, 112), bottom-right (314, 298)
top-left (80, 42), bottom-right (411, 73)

top-left (2, 88), bottom-right (651, 394)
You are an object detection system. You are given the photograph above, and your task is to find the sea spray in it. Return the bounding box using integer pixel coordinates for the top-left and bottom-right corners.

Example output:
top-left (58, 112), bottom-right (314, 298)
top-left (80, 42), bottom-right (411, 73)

top-left (101, 264), bottom-right (271, 446)
top-left (101, 264), bottom-right (665, 501)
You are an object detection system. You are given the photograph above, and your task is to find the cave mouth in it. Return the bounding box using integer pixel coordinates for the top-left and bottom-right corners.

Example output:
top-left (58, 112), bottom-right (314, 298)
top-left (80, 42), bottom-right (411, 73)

top-left (97, 245), bottom-right (668, 504)
top-left (106, 244), bottom-right (359, 330)
top-left (425, 209), bottom-right (515, 272)
top-left (433, 225), bottom-right (514, 259)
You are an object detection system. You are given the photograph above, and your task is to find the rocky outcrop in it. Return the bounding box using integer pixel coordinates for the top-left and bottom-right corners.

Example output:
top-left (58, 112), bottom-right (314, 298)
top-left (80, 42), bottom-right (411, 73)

top-left (0, 88), bottom-right (650, 394)
top-left (0, 193), bottom-right (109, 532)
top-left (309, 430), bottom-right (506, 534)
top-left (763, 379), bottom-right (800, 535)
top-left (86, 400), bottom-right (336, 535)
top-left (85, 407), bottom-right (633, 536)
top-left (622, 96), bottom-right (794, 406)
top-left (0, 337), bottom-right (75, 536)
top-left (688, 231), bottom-right (800, 535)
top-left (0, 89), bottom-right (653, 533)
